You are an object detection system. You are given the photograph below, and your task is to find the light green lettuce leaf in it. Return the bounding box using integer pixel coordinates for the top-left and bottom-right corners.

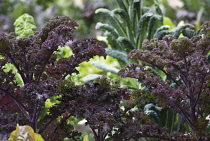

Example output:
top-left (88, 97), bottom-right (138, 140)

top-left (14, 13), bottom-right (36, 38)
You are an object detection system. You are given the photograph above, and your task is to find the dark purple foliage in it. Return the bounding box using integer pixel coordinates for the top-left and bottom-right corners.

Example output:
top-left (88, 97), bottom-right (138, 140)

top-left (118, 21), bottom-right (210, 140)
top-left (0, 16), bottom-right (106, 139)
top-left (53, 77), bottom-right (131, 141)
top-left (1, 15), bottom-right (210, 141)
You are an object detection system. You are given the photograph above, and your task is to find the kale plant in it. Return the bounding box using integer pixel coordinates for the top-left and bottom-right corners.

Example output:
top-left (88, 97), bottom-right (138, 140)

top-left (0, 15), bottom-right (106, 140)
top-left (118, 21), bottom-right (210, 140)
top-left (53, 76), bottom-right (172, 141)
top-left (52, 76), bottom-right (130, 141)
top-left (95, 0), bottom-right (163, 66)
top-left (89, 0), bottom-right (196, 90)
top-left (95, 0), bottom-right (195, 67)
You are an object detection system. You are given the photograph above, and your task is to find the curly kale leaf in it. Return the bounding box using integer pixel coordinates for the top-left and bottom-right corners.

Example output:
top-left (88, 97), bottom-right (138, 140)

top-left (118, 21), bottom-right (210, 139)
top-left (0, 15), bottom-right (106, 137)
top-left (53, 77), bottom-right (130, 140)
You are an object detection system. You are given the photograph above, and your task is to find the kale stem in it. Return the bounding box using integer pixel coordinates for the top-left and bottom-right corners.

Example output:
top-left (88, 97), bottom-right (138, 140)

top-left (176, 103), bottom-right (195, 131)
top-left (38, 118), bottom-right (55, 134)
top-left (92, 128), bottom-right (99, 141)
top-left (31, 102), bottom-right (38, 132)
top-left (192, 75), bottom-right (206, 109)
top-left (0, 88), bottom-right (29, 119)
top-left (154, 64), bottom-right (180, 86)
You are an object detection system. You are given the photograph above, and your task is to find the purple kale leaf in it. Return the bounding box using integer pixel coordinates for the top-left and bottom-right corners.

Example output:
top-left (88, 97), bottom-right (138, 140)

top-left (118, 21), bottom-right (210, 140)
top-left (52, 76), bottom-right (130, 141)
top-left (0, 16), bottom-right (106, 137)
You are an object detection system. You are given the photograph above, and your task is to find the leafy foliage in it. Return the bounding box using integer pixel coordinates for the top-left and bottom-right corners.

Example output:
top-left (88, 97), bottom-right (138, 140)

top-left (2, 2), bottom-right (210, 141)
top-left (0, 15), bottom-right (106, 140)
top-left (154, 23), bottom-right (196, 39)
top-left (14, 13), bottom-right (36, 38)
top-left (95, 0), bottom-right (198, 65)
top-left (95, 0), bottom-right (163, 65)
top-left (118, 21), bottom-right (210, 140)
top-left (8, 124), bottom-right (44, 141)
top-left (54, 76), bottom-right (131, 141)
top-left (93, 0), bottom-right (196, 90)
